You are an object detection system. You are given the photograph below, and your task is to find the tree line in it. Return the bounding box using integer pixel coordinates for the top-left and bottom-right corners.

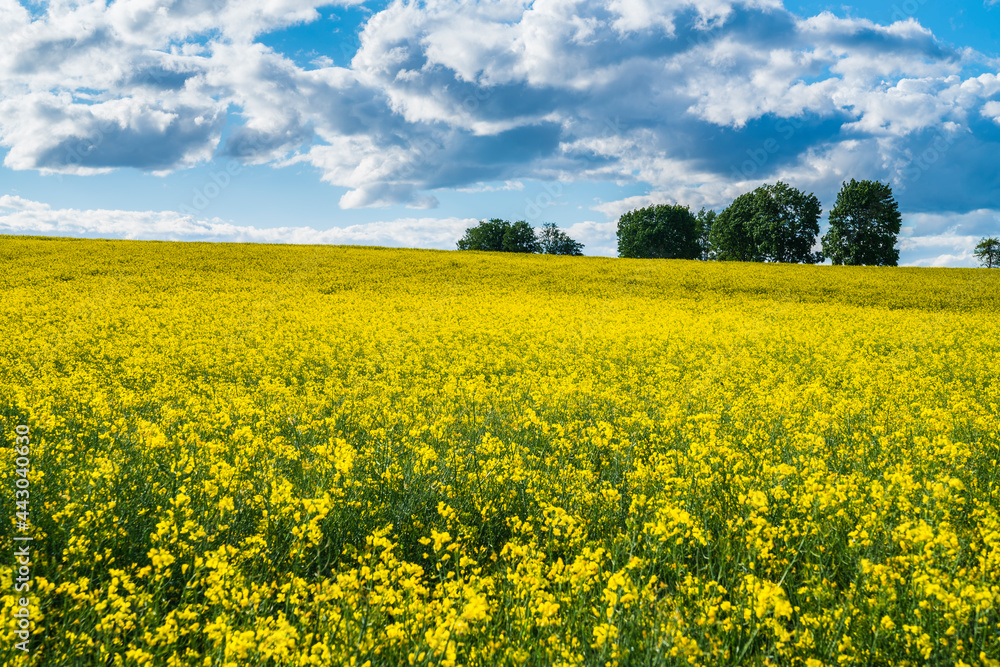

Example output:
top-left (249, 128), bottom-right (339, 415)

top-left (457, 179), bottom-right (1000, 267)
top-left (619, 179), bottom-right (904, 266)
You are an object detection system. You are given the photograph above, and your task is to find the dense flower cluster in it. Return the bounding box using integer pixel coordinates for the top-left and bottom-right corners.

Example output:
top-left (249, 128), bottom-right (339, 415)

top-left (1, 237), bottom-right (998, 666)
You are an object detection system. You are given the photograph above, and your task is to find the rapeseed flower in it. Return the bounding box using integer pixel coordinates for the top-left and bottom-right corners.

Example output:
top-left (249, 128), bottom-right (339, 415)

top-left (0, 237), bottom-right (997, 665)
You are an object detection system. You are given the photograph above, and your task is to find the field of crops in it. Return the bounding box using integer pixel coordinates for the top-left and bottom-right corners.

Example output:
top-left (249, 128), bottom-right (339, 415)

top-left (1, 235), bottom-right (998, 666)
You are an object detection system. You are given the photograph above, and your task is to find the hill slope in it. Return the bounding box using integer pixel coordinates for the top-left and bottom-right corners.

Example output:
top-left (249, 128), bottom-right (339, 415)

top-left (1, 236), bottom-right (998, 666)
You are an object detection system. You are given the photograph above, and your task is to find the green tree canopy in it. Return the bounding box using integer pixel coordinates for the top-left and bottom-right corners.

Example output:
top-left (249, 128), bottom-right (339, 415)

top-left (821, 179), bottom-right (902, 266)
top-left (695, 208), bottom-right (717, 261)
top-left (617, 204), bottom-right (700, 259)
top-left (502, 220), bottom-right (541, 253)
top-left (456, 219), bottom-right (583, 255)
top-left (537, 223), bottom-right (584, 256)
top-left (710, 182), bottom-right (822, 263)
top-left (456, 219), bottom-right (539, 253)
top-left (974, 237), bottom-right (1000, 268)
top-left (456, 218), bottom-right (508, 252)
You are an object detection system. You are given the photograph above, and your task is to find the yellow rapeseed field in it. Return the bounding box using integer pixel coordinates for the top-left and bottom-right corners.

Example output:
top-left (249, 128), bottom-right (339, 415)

top-left (1, 235), bottom-right (998, 667)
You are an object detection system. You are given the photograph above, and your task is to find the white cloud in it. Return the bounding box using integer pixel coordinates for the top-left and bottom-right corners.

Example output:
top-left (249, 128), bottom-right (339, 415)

top-left (563, 219), bottom-right (617, 257)
top-left (982, 100), bottom-right (1000, 124)
top-left (455, 181), bottom-right (525, 193)
top-left (900, 209), bottom-right (1000, 238)
top-left (0, 91), bottom-right (224, 174)
top-left (0, 0), bottom-right (999, 219)
top-left (898, 233), bottom-right (982, 266)
top-left (0, 194), bottom-right (50, 211)
top-left (0, 195), bottom-right (476, 248)
top-left (591, 192), bottom-right (679, 220)
top-left (105, 0), bottom-right (365, 45)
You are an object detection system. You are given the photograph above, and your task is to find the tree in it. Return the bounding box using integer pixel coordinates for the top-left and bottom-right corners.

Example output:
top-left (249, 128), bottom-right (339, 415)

top-left (456, 219), bottom-right (539, 253)
top-left (537, 223), bottom-right (584, 256)
top-left (821, 179), bottom-right (902, 266)
top-left (974, 237), bottom-right (1000, 268)
top-left (502, 220), bottom-right (541, 253)
top-left (709, 194), bottom-right (757, 262)
top-left (695, 208), bottom-right (717, 261)
top-left (617, 204), bottom-right (700, 259)
top-left (456, 218), bottom-right (509, 251)
top-left (710, 182), bottom-right (822, 263)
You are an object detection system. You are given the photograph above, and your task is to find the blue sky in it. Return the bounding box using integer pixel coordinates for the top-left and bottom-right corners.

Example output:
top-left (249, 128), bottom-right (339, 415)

top-left (1, 0), bottom-right (998, 264)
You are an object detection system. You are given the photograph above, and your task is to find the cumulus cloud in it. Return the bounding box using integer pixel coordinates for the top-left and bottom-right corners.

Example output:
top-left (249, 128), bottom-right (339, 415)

top-left (562, 219), bottom-right (617, 257)
top-left (0, 194), bottom-right (477, 247)
top-left (1, 0), bottom-right (1000, 221)
top-left (0, 0), bottom-right (361, 175)
top-left (901, 208), bottom-right (1000, 239)
top-left (895, 209), bottom-right (1000, 267)
top-left (456, 181), bottom-right (525, 193)
top-left (0, 92), bottom-right (223, 173)
top-left (898, 234), bottom-right (984, 267)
